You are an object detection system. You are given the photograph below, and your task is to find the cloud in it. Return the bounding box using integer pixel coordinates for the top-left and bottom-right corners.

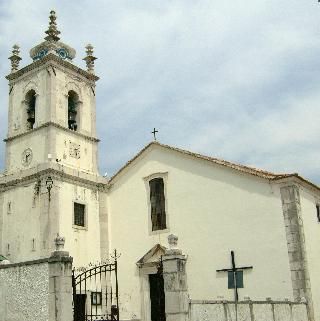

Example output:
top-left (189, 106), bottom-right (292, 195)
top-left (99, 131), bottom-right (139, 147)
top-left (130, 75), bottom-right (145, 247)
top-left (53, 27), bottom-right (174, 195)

top-left (1, 0), bottom-right (320, 184)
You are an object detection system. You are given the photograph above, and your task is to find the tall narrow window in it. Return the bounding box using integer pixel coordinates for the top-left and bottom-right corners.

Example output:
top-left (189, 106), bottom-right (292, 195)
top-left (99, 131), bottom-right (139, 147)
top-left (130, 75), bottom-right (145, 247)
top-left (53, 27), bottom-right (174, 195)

top-left (26, 89), bottom-right (36, 129)
top-left (316, 204), bottom-right (320, 222)
top-left (149, 178), bottom-right (166, 231)
top-left (68, 91), bottom-right (79, 131)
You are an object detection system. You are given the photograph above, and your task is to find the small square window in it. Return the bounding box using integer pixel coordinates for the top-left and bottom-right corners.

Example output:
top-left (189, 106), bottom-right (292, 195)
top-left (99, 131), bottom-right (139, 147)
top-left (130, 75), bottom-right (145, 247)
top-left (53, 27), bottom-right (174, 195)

top-left (74, 202), bottom-right (85, 227)
top-left (91, 292), bottom-right (102, 305)
top-left (228, 271), bottom-right (244, 289)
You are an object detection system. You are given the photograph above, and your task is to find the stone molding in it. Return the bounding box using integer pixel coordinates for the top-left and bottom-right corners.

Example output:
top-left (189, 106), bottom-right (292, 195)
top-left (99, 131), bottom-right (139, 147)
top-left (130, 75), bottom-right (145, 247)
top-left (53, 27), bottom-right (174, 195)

top-left (0, 255), bottom-right (72, 270)
top-left (6, 53), bottom-right (98, 83)
top-left (4, 121), bottom-right (99, 143)
top-left (190, 299), bottom-right (307, 305)
top-left (0, 163), bottom-right (109, 192)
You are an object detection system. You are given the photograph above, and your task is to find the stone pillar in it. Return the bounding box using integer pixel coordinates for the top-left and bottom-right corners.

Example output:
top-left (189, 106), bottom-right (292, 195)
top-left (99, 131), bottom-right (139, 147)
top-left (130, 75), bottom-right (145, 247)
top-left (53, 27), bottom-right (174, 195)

top-left (162, 234), bottom-right (189, 321)
top-left (280, 185), bottom-right (314, 320)
top-left (48, 235), bottom-right (73, 321)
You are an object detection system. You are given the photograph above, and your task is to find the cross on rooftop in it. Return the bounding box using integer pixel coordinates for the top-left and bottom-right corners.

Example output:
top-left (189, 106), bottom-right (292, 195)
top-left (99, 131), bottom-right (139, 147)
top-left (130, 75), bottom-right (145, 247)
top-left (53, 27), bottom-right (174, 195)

top-left (151, 128), bottom-right (158, 141)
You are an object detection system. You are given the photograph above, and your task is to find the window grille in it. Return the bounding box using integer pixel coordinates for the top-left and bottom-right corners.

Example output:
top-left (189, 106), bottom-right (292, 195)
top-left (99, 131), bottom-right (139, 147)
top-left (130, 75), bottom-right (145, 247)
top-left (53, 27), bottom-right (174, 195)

top-left (74, 202), bottom-right (85, 227)
top-left (149, 178), bottom-right (166, 231)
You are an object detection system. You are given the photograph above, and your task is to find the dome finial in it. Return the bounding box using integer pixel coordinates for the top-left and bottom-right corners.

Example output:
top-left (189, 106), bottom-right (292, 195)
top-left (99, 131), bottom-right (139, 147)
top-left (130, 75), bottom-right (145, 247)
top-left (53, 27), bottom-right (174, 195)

top-left (8, 44), bottom-right (22, 73)
top-left (83, 44), bottom-right (97, 73)
top-left (44, 10), bottom-right (60, 42)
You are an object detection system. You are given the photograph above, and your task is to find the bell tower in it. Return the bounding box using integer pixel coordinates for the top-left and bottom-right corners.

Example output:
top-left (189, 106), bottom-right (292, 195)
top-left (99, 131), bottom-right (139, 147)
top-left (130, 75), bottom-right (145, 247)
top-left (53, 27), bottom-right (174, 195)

top-left (5, 10), bottom-right (99, 174)
top-left (0, 11), bottom-right (108, 266)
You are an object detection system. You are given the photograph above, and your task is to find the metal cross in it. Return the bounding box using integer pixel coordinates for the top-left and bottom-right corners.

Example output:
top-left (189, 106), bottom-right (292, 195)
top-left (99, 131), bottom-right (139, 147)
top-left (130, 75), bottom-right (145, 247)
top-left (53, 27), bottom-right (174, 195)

top-left (216, 250), bottom-right (253, 302)
top-left (151, 128), bottom-right (158, 141)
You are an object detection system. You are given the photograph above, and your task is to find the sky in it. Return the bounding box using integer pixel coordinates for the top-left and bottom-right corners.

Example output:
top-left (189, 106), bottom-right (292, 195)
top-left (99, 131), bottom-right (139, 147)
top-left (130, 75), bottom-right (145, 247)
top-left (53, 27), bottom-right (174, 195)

top-left (1, 0), bottom-right (320, 184)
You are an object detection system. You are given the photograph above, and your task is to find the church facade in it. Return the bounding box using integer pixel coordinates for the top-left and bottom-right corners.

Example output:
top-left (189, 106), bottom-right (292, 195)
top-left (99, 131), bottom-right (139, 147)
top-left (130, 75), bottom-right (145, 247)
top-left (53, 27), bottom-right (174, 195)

top-left (0, 11), bottom-right (319, 321)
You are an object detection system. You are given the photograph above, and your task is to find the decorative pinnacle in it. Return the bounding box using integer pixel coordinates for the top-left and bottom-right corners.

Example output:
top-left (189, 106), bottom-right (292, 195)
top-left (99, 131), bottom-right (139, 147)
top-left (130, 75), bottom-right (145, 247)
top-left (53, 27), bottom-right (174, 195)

top-left (54, 233), bottom-right (65, 251)
top-left (44, 10), bottom-right (60, 42)
top-left (83, 44), bottom-right (97, 73)
top-left (8, 44), bottom-right (22, 73)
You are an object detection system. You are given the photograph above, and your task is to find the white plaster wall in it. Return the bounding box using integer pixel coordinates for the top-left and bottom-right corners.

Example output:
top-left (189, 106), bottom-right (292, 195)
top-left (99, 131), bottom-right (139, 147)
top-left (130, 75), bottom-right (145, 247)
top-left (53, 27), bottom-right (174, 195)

top-left (57, 181), bottom-right (102, 268)
top-left (299, 188), bottom-right (320, 321)
top-left (0, 262), bottom-right (49, 321)
top-left (107, 145), bottom-right (293, 320)
top-left (190, 302), bottom-right (308, 321)
top-left (0, 183), bottom-right (44, 263)
top-left (55, 131), bottom-right (97, 173)
top-left (6, 129), bottom-right (47, 172)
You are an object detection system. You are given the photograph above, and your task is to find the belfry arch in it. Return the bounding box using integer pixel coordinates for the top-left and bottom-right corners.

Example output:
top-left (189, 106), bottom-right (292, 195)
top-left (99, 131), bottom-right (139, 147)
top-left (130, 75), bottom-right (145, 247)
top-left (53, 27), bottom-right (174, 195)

top-left (68, 90), bottom-right (80, 131)
top-left (25, 89), bottom-right (37, 130)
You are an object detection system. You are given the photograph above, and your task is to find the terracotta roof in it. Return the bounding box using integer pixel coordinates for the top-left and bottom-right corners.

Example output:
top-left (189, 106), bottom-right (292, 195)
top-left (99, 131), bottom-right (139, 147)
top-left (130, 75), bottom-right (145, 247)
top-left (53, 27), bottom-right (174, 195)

top-left (108, 141), bottom-right (320, 192)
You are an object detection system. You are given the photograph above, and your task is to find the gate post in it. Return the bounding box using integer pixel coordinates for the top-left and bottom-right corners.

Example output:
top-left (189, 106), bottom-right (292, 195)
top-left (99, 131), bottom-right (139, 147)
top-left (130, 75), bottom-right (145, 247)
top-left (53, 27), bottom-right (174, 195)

top-left (48, 235), bottom-right (73, 321)
top-left (162, 234), bottom-right (189, 321)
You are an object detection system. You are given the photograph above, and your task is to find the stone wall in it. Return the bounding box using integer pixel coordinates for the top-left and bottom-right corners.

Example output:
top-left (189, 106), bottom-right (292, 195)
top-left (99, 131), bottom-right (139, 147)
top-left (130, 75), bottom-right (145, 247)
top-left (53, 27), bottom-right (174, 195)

top-left (0, 253), bottom-right (73, 321)
top-left (0, 260), bottom-right (49, 321)
top-left (190, 300), bottom-right (309, 321)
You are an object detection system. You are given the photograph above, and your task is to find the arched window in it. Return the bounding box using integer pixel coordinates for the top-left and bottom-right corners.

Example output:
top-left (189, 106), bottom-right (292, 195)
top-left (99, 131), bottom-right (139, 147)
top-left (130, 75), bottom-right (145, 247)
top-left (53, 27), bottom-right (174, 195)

top-left (68, 90), bottom-right (79, 131)
top-left (149, 178), bottom-right (166, 231)
top-left (25, 89), bottom-right (36, 130)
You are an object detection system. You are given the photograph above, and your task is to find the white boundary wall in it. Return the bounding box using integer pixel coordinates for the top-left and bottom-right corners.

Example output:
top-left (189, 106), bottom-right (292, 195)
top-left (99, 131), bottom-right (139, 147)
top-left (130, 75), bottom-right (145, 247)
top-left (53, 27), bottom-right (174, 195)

top-left (190, 300), bottom-right (309, 321)
top-left (0, 253), bottom-right (73, 321)
top-left (0, 260), bottom-right (49, 321)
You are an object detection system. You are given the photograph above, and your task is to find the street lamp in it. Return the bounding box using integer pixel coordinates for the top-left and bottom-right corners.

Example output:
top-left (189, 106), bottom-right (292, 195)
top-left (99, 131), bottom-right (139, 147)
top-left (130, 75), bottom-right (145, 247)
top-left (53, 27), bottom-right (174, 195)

top-left (45, 176), bottom-right (53, 201)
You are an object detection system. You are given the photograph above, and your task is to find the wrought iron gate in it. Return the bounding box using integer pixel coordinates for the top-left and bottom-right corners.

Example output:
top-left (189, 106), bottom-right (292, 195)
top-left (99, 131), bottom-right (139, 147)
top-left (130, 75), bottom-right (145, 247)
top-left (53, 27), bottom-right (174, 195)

top-left (72, 251), bottom-right (119, 321)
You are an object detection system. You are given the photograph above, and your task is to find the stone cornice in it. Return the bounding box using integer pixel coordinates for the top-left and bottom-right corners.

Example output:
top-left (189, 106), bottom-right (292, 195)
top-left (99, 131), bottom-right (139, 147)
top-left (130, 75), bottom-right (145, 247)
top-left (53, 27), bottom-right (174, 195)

top-left (0, 163), bottom-right (109, 192)
top-left (6, 53), bottom-right (99, 83)
top-left (0, 255), bottom-right (73, 269)
top-left (4, 121), bottom-right (100, 143)
top-left (274, 174), bottom-right (320, 194)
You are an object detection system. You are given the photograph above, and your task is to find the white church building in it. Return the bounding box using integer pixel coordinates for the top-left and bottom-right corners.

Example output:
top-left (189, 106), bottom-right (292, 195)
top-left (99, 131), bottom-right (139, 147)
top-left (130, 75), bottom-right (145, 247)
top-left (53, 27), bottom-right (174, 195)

top-left (0, 11), bottom-right (319, 321)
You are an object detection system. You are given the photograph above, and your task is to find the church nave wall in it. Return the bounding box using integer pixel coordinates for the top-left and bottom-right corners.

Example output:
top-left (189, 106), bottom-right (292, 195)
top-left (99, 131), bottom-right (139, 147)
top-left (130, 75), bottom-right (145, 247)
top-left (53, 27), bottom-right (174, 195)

top-left (107, 145), bottom-right (295, 320)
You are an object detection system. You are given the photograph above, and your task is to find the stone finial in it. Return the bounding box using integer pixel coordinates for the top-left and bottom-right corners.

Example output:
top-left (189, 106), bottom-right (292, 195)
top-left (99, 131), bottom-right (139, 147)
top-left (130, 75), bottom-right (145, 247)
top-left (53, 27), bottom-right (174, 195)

top-left (51, 233), bottom-right (69, 258)
top-left (165, 234), bottom-right (182, 255)
top-left (0, 259), bottom-right (10, 265)
top-left (83, 44), bottom-right (97, 73)
top-left (8, 44), bottom-right (22, 73)
top-left (44, 10), bottom-right (60, 43)
top-left (168, 234), bottom-right (178, 249)
top-left (54, 233), bottom-right (65, 251)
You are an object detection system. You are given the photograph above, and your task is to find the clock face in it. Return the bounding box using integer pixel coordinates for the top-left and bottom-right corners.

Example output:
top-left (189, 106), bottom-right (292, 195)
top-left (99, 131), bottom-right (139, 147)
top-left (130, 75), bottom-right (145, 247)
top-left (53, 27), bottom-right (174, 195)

top-left (22, 148), bottom-right (33, 166)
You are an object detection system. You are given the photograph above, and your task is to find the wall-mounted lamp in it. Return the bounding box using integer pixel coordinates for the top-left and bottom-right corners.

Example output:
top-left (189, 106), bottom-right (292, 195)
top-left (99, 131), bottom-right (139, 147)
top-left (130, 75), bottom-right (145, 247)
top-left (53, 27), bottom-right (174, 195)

top-left (46, 176), bottom-right (53, 201)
